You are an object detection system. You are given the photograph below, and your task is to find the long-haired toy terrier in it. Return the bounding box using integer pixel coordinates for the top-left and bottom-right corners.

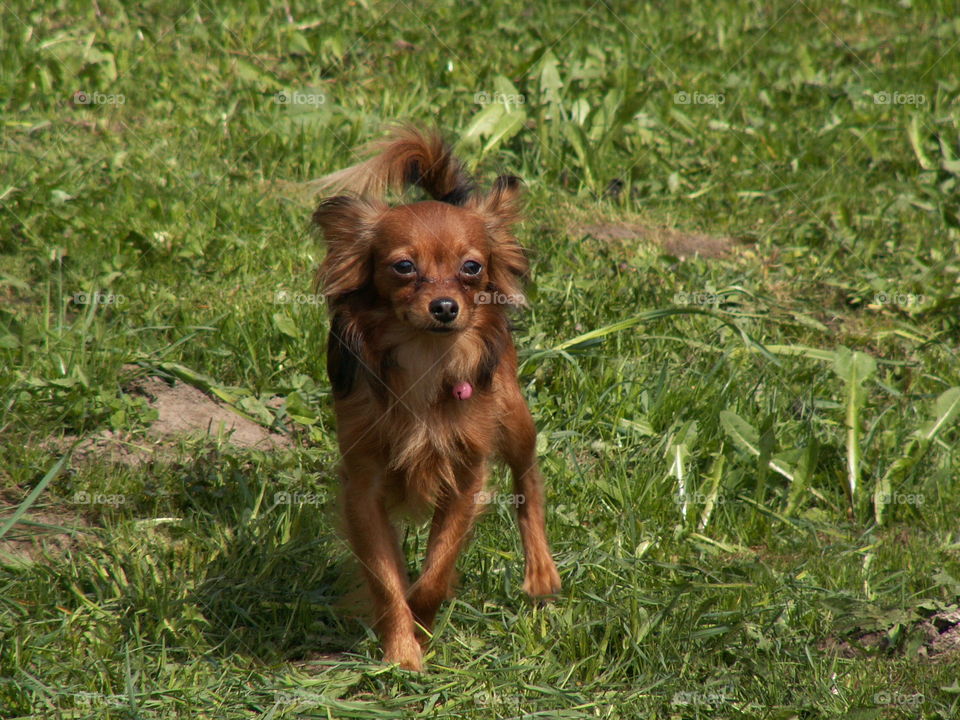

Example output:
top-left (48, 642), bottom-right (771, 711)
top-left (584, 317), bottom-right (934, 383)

top-left (312, 127), bottom-right (560, 670)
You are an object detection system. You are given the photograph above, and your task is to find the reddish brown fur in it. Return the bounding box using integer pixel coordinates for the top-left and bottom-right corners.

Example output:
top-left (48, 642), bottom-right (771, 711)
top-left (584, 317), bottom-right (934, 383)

top-left (313, 128), bottom-right (560, 670)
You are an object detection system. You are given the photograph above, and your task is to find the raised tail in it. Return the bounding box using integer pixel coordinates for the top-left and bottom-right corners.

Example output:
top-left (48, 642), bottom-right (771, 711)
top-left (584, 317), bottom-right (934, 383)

top-left (311, 126), bottom-right (474, 205)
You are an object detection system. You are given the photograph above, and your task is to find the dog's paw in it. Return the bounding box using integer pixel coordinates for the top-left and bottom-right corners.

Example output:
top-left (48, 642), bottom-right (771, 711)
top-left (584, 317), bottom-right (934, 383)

top-left (382, 634), bottom-right (424, 671)
top-left (522, 559), bottom-right (561, 599)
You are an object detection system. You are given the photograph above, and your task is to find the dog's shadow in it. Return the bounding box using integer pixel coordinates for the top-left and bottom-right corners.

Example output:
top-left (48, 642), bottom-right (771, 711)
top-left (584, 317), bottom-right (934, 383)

top-left (178, 451), bottom-right (365, 663)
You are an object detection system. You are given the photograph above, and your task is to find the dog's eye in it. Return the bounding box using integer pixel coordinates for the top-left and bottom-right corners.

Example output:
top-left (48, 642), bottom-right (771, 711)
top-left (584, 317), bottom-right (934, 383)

top-left (392, 260), bottom-right (416, 275)
top-left (461, 260), bottom-right (483, 276)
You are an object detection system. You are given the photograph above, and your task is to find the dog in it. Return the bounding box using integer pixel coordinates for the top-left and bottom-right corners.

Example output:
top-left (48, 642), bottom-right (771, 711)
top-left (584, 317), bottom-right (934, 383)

top-left (311, 127), bottom-right (560, 670)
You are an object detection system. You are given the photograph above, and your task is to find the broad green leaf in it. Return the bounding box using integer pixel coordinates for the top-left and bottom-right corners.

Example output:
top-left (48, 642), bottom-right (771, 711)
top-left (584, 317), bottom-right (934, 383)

top-left (832, 347), bottom-right (877, 385)
top-left (481, 108), bottom-right (526, 156)
top-left (156, 361), bottom-right (216, 391)
top-left (286, 391), bottom-right (318, 426)
top-left (570, 97), bottom-right (591, 126)
top-left (617, 417), bottom-right (655, 437)
top-left (461, 101), bottom-right (504, 144)
top-left (537, 50), bottom-right (563, 103)
top-left (762, 344), bottom-right (835, 362)
top-left (833, 347), bottom-right (877, 506)
top-left (925, 387), bottom-right (960, 441)
top-left (720, 410), bottom-right (795, 482)
top-left (492, 74), bottom-right (523, 104)
top-left (719, 409), bottom-right (759, 456)
top-left (875, 387), bottom-right (960, 524)
top-left (237, 396), bottom-right (274, 425)
top-left (273, 312), bottom-right (300, 339)
top-left (287, 30), bottom-right (312, 54)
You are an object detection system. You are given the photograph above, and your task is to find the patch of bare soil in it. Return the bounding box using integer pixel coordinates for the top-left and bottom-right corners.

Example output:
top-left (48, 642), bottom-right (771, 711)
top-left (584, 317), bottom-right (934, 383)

top-left (9, 375), bottom-right (293, 563)
top-left (576, 221), bottom-right (735, 259)
top-left (56, 373), bottom-right (292, 467)
top-left (0, 507), bottom-right (88, 566)
top-left (820, 606), bottom-right (960, 663)
top-left (134, 375), bottom-right (290, 450)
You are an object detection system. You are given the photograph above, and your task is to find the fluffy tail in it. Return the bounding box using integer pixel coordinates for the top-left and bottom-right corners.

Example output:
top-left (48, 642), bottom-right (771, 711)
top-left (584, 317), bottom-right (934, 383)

top-left (311, 126), bottom-right (474, 204)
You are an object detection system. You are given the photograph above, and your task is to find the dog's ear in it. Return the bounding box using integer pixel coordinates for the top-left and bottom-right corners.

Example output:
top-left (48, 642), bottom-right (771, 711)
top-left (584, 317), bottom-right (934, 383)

top-left (471, 175), bottom-right (528, 304)
top-left (313, 195), bottom-right (385, 299)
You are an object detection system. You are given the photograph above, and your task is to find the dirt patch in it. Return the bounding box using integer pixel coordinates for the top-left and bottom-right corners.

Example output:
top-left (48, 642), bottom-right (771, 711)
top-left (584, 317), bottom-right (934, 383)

top-left (576, 222), bottom-right (734, 259)
top-left (820, 606), bottom-right (960, 663)
top-left (0, 507), bottom-right (88, 566)
top-left (8, 374), bottom-right (292, 564)
top-left (133, 375), bottom-right (290, 451)
top-left (56, 373), bottom-right (292, 467)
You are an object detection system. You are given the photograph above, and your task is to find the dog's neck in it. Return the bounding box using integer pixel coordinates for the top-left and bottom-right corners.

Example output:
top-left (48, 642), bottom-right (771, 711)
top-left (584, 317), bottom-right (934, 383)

top-left (384, 329), bottom-right (485, 407)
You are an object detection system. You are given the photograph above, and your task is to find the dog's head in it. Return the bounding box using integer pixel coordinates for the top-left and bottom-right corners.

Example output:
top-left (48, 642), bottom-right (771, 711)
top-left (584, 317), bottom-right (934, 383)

top-left (314, 176), bottom-right (527, 334)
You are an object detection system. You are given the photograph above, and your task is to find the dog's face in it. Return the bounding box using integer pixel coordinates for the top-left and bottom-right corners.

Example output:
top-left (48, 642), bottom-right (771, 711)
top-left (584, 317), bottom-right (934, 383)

top-left (372, 202), bottom-right (489, 334)
top-left (315, 177), bottom-right (528, 336)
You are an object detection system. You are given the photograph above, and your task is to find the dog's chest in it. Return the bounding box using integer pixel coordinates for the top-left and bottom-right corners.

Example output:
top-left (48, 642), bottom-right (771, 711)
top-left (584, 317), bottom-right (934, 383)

top-left (378, 338), bottom-right (496, 503)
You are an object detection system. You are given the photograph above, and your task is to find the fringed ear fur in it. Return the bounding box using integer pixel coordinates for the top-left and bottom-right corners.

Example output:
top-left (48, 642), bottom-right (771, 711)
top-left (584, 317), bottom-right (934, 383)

top-left (470, 175), bottom-right (529, 305)
top-left (313, 195), bottom-right (386, 300)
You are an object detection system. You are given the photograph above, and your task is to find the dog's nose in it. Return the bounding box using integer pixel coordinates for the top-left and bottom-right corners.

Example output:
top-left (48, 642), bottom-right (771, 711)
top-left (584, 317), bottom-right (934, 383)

top-left (429, 297), bottom-right (459, 323)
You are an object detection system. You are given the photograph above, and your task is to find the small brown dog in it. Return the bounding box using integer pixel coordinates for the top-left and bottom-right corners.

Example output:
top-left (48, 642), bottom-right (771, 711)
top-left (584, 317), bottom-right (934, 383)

top-left (312, 127), bottom-right (560, 670)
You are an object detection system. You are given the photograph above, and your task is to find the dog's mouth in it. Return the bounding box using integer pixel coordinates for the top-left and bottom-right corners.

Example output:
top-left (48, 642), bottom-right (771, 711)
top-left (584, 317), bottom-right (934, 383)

top-left (428, 326), bottom-right (457, 334)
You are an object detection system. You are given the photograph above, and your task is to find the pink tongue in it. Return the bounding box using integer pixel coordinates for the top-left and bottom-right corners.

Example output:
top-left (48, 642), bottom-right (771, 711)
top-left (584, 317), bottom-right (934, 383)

top-left (453, 381), bottom-right (473, 400)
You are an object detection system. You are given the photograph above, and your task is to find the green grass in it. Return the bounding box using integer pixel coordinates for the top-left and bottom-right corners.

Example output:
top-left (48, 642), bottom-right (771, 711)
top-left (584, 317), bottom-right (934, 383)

top-left (2, 0), bottom-right (960, 717)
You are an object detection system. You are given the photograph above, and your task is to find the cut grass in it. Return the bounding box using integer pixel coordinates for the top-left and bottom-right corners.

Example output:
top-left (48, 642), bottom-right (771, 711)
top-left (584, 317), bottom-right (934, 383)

top-left (2, 0), bottom-right (960, 717)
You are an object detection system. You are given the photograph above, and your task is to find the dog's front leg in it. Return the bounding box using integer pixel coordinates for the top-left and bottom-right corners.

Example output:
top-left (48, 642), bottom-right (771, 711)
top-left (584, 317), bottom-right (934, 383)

top-left (407, 462), bottom-right (486, 636)
top-left (341, 466), bottom-right (422, 670)
top-left (499, 391), bottom-right (561, 599)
